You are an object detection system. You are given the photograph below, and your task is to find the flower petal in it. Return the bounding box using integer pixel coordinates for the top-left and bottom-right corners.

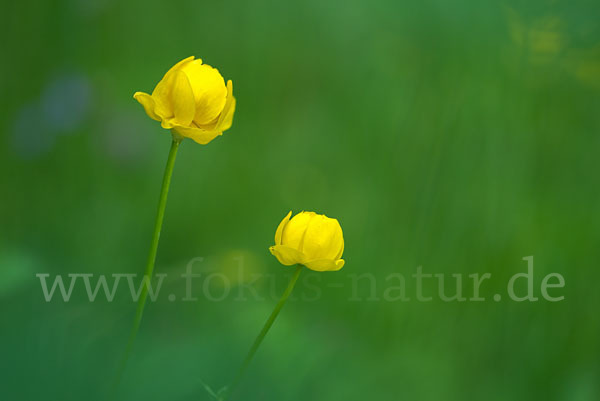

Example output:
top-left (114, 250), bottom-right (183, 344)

top-left (133, 92), bottom-right (161, 121)
top-left (269, 245), bottom-right (306, 266)
top-left (215, 80), bottom-right (236, 132)
top-left (165, 56), bottom-right (196, 76)
top-left (160, 119), bottom-right (177, 129)
top-left (180, 61), bottom-right (227, 125)
top-left (151, 57), bottom-right (196, 120)
top-left (335, 238), bottom-right (345, 260)
top-left (281, 211), bottom-right (316, 250)
top-left (304, 259), bottom-right (345, 272)
top-left (275, 210), bottom-right (292, 245)
top-left (170, 71), bottom-right (195, 126)
top-left (171, 125), bottom-right (221, 145)
top-left (152, 77), bottom-right (174, 119)
top-left (275, 211), bottom-right (292, 245)
top-left (302, 215), bottom-right (344, 260)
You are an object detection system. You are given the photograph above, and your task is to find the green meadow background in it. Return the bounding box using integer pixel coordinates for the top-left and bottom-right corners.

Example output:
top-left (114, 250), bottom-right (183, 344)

top-left (2, 0), bottom-right (599, 400)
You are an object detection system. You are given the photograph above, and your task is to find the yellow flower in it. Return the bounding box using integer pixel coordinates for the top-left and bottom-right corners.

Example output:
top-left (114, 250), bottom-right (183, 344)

top-left (269, 211), bottom-right (345, 272)
top-left (133, 56), bottom-right (236, 145)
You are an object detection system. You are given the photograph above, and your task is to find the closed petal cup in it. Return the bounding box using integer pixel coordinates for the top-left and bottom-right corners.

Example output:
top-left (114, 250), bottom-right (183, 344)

top-left (269, 211), bottom-right (345, 272)
top-left (134, 56), bottom-right (236, 144)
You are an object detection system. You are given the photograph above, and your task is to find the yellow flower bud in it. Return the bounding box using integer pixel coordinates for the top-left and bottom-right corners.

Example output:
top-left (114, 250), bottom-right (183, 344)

top-left (269, 211), bottom-right (345, 272)
top-left (133, 56), bottom-right (236, 145)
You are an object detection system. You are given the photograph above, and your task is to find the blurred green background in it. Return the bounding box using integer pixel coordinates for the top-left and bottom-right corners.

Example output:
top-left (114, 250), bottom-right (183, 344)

top-left (2, 0), bottom-right (599, 400)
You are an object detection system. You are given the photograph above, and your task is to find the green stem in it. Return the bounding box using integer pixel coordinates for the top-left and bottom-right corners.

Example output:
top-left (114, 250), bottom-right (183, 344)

top-left (227, 265), bottom-right (303, 399)
top-left (112, 136), bottom-right (182, 394)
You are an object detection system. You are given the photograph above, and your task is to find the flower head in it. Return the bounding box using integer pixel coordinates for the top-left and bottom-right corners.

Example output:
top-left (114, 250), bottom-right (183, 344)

top-left (269, 211), bottom-right (345, 272)
top-left (134, 56), bottom-right (236, 145)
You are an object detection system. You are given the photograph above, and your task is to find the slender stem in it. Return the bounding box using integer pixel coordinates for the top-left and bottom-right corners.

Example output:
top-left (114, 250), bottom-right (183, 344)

top-left (112, 137), bottom-right (182, 394)
top-left (227, 265), bottom-right (303, 399)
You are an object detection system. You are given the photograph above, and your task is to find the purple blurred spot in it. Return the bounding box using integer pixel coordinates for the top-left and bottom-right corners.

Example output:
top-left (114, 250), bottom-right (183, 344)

top-left (40, 73), bottom-right (92, 134)
top-left (100, 110), bottom-right (153, 165)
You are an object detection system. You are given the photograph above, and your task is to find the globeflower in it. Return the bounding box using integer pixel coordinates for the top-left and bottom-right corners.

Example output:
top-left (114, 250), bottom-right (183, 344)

top-left (221, 210), bottom-right (346, 399)
top-left (116, 56), bottom-right (237, 395)
top-left (270, 211), bottom-right (345, 271)
top-left (134, 56), bottom-right (236, 145)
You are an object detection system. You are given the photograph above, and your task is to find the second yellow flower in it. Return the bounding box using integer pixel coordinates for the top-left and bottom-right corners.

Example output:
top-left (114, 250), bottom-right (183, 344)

top-left (269, 211), bottom-right (345, 272)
